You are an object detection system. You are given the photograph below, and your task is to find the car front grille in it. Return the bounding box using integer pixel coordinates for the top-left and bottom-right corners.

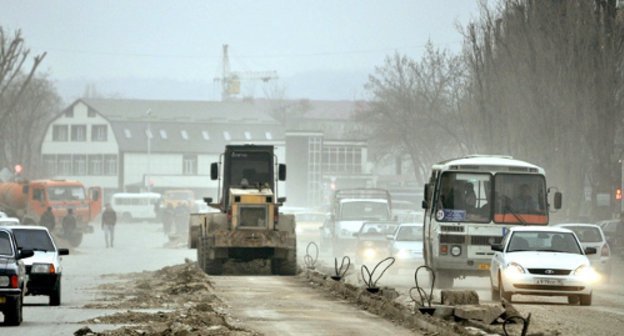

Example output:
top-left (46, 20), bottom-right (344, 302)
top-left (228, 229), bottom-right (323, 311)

top-left (513, 284), bottom-right (584, 291)
top-left (527, 268), bottom-right (571, 276)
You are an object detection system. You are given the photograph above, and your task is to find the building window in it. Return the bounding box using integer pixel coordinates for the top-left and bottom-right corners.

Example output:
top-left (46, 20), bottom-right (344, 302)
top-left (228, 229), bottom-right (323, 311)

top-left (202, 131), bottom-right (210, 140)
top-left (88, 108), bottom-right (96, 118)
top-left (71, 125), bottom-right (87, 141)
top-left (181, 130), bottom-right (189, 140)
top-left (91, 125), bottom-right (107, 141)
top-left (223, 131), bottom-right (231, 141)
top-left (104, 155), bottom-right (118, 176)
top-left (88, 154), bottom-right (103, 176)
top-left (160, 129), bottom-right (168, 139)
top-left (72, 154), bottom-right (87, 175)
top-left (145, 129), bottom-right (153, 139)
top-left (183, 154), bottom-right (197, 175)
top-left (65, 109), bottom-right (74, 117)
top-left (265, 131), bottom-right (272, 140)
top-left (52, 125), bottom-right (69, 141)
top-left (244, 131), bottom-right (252, 140)
top-left (124, 129), bottom-right (132, 138)
top-left (57, 155), bottom-right (71, 175)
top-left (43, 155), bottom-right (56, 176)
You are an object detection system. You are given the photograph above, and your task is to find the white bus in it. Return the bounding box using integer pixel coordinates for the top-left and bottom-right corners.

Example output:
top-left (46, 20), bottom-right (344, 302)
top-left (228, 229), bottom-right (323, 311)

top-left (422, 155), bottom-right (561, 288)
top-left (110, 192), bottom-right (161, 222)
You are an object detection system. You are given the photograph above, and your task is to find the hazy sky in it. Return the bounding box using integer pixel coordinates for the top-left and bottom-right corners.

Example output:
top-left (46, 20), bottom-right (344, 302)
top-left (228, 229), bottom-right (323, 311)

top-left (1, 1), bottom-right (480, 100)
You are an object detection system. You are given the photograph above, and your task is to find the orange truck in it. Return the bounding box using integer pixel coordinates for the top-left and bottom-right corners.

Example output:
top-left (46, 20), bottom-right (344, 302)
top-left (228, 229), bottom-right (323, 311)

top-left (0, 179), bottom-right (102, 246)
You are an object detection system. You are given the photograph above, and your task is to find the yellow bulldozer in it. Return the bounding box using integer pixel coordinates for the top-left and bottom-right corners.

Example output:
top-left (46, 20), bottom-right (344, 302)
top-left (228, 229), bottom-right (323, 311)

top-left (191, 145), bottom-right (296, 275)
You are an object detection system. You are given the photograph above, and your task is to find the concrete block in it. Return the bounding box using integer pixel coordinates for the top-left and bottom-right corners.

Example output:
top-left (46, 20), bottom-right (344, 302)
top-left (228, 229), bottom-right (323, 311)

top-left (440, 290), bottom-right (479, 305)
top-left (454, 304), bottom-right (505, 325)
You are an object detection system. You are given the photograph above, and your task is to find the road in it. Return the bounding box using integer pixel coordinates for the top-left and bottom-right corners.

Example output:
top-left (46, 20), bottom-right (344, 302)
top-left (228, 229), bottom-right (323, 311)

top-left (2, 221), bottom-right (195, 335)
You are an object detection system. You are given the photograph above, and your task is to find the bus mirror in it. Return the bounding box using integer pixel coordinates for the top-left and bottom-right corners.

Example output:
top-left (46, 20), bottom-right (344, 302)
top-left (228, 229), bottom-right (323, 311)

top-left (554, 192), bottom-right (562, 209)
top-left (210, 163), bottom-right (218, 180)
top-left (423, 184), bottom-right (429, 199)
top-left (278, 164), bottom-right (287, 181)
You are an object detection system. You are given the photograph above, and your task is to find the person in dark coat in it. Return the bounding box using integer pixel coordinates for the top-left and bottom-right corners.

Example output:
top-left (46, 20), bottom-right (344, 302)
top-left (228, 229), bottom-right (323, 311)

top-left (174, 203), bottom-right (190, 236)
top-left (40, 207), bottom-right (56, 231)
top-left (62, 208), bottom-right (77, 237)
top-left (162, 203), bottom-right (174, 236)
top-left (101, 203), bottom-right (117, 248)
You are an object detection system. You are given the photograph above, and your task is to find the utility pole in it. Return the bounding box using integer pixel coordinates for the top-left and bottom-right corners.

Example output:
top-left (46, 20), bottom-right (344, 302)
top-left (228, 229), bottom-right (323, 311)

top-left (146, 108), bottom-right (152, 192)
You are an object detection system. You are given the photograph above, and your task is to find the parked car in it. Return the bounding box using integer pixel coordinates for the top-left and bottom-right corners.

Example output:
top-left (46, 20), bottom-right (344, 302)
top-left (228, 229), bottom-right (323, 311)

top-left (556, 223), bottom-right (612, 281)
top-left (353, 221), bottom-right (399, 265)
top-left (0, 227), bottom-right (33, 325)
top-left (490, 226), bottom-right (598, 306)
top-left (387, 223), bottom-right (423, 271)
top-left (597, 218), bottom-right (624, 258)
top-left (0, 217), bottom-right (20, 226)
top-left (7, 226), bottom-right (68, 306)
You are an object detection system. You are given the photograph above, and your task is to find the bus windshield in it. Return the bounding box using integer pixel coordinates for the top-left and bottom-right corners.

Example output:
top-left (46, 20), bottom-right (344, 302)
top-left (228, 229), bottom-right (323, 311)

top-left (437, 172), bottom-right (491, 223)
top-left (436, 172), bottom-right (547, 224)
top-left (494, 174), bottom-right (547, 224)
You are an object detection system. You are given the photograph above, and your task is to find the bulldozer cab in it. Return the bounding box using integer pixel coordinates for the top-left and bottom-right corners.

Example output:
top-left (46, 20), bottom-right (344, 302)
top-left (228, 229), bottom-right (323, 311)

top-left (211, 145), bottom-right (286, 211)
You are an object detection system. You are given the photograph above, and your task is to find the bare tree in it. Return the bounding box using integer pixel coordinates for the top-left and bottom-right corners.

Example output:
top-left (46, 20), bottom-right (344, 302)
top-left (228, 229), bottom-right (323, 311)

top-left (463, 0), bottom-right (624, 219)
top-left (356, 42), bottom-right (468, 182)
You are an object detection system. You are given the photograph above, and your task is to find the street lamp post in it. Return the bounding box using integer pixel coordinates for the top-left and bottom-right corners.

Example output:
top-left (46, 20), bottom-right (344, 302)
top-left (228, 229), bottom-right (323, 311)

top-left (146, 108), bottom-right (152, 192)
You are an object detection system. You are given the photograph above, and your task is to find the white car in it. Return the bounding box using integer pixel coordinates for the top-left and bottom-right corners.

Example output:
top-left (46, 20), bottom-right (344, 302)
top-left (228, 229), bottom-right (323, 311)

top-left (0, 217), bottom-right (20, 226)
top-left (556, 223), bottom-right (611, 281)
top-left (7, 225), bottom-right (69, 306)
top-left (388, 223), bottom-right (423, 269)
top-left (490, 226), bottom-right (598, 306)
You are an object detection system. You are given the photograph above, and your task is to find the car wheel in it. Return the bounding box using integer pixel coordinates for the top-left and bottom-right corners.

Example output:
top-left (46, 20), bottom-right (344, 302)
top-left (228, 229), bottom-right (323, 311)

top-left (490, 275), bottom-right (500, 301)
top-left (50, 277), bottom-right (62, 306)
top-left (499, 273), bottom-right (512, 302)
top-left (580, 293), bottom-right (592, 306)
top-left (4, 294), bottom-right (22, 326)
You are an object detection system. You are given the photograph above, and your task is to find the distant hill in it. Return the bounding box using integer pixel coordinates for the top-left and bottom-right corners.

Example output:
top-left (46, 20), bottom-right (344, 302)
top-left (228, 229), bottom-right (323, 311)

top-left (54, 70), bottom-right (370, 102)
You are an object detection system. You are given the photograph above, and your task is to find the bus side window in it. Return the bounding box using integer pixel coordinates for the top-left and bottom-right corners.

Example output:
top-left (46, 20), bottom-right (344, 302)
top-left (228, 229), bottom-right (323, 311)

top-left (33, 189), bottom-right (44, 201)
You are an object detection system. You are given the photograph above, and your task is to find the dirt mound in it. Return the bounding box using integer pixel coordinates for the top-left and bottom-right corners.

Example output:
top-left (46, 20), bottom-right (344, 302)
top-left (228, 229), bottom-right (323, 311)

top-left (80, 259), bottom-right (258, 335)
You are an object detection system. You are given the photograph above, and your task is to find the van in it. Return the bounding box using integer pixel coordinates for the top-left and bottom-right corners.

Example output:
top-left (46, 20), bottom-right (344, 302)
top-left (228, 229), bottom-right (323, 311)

top-left (110, 192), bottom-right (161, 222)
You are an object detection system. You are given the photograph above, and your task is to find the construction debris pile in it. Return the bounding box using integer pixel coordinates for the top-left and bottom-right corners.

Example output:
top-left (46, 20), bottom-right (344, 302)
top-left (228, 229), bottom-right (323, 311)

top-left (75, 259), bottom-right (259, 336)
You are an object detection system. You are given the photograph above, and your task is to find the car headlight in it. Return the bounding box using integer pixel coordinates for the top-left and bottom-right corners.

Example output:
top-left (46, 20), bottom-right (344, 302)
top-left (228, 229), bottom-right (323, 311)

top-left (504, 262), bottom-right (526, 279)
top-left (573, 265), bottom-right (600, 283)
top-left (31, 263), bottom-right (55, 274)
top-left (396, 249), bottom-right (409, 259)
top-left (363, 248), bottom-right (377, 259)
top-left (0, 275), bottom-right (9, 286)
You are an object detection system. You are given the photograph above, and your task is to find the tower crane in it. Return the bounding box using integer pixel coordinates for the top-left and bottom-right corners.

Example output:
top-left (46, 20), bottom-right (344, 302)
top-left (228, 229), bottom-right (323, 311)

top-left (213, 44), bottom-right (278, 101)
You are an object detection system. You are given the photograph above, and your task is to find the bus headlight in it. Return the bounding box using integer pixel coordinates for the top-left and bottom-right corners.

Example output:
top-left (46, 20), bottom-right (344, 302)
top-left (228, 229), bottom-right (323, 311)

top-left (450, 245), bottom-right (462, 257)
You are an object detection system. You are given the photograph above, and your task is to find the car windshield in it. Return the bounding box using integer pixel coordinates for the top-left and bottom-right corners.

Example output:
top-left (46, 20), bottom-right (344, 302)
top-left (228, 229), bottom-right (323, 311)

top-left (0, 232), bottom-right (13, 255)
top-left (13, 230), bottom-right (55, 252)
top-left (395, 226), bottom-right (422, 241)
top-left (340, 201), bottom-right (390, 221)
top-left (561, 226), bottom-right (603, 243)
top-left (507, 231), bottom-right (582, 254)
top-left (358, 222), bottom-right (397, 236)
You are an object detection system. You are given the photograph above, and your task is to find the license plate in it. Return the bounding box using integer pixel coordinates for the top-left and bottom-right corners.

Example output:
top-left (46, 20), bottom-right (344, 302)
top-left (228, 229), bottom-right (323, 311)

top-left (0, 297), bottom-right (5, 304)
top-left (536, 278), bottom-right (563, 285)
top-left (478, 263), bottom-right (490, 270)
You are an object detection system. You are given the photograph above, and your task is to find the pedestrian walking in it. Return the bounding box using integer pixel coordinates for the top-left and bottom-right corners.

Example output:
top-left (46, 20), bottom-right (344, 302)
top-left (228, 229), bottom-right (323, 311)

top-left (101, 203), bottom-right (117, 248)
top-left (62, 208), bottom-right (77, 237)
top-left (162, 203), bottom-right (174, 235)
top-left (174, 203), bottom-right (190, 236)
top-left (40, 206), bottom-right (56, 231)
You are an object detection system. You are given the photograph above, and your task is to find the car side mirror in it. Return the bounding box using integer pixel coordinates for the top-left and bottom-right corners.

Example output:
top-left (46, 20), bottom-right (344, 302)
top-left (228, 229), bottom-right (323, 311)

top-left (554, 192), bottom-right (562, 209)
top-left (584, 247), bottom-right (597, 255)
top-left (58, 248), bottom-right (70, 256)
top-left (490, 243), bottom-right (503, 252)
top-left (203, 197), bottom-right (213, 204)
top-left (18, 249), bottom-right (34, 259)
top-left (210, 162), bottom-right (219, 180)
top-left (277, 197), bottom-right (287, 204)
